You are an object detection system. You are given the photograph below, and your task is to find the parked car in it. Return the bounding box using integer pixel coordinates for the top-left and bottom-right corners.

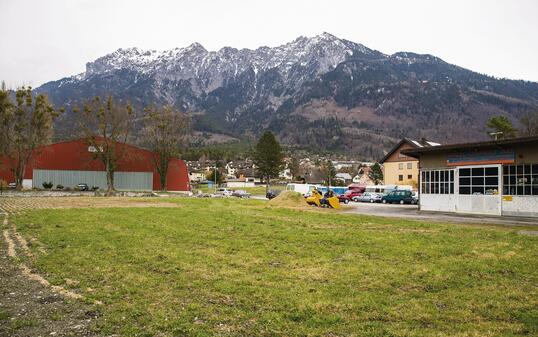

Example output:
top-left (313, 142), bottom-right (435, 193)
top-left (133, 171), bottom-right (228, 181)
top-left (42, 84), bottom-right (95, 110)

top-left (8, 182), bottom-right (17, 189)
top-left (341, 189), bottom-right (363, 203)
top-left (215, 188), bottom-right (233, 197)
top-left (77, 183), bottom-right (89, 191)
top-left (381, 190), bottom-right (415, 204)
top-left (337, 193), bottom-right (351, 204)
top-left (266, 190), bottom-right (281, 200)
top-left (352, 192), bottom-right (383, 203)
top-left (232, 189), bottom-right (251, 198)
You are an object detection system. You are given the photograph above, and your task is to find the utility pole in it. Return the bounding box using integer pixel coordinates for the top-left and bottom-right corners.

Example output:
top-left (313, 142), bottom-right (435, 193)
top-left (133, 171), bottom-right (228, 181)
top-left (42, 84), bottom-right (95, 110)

top-left (214, 162), bottom-right (217, 193)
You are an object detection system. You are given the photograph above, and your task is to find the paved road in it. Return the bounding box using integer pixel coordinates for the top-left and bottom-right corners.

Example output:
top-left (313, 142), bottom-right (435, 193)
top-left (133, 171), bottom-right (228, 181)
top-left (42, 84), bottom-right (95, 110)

top-left (342, 202), bottom-right (538, 227)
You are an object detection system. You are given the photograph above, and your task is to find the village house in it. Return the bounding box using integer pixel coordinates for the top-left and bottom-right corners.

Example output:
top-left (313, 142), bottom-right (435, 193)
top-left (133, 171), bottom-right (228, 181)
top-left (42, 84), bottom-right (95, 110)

top-left (380, 138), bottom-right (440, 188)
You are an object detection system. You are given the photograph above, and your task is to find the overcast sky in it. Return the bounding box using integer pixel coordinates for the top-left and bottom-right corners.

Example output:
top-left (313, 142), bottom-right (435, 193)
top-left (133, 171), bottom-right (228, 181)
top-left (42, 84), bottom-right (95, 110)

top-left (1, 0), bottom-right (537, 87)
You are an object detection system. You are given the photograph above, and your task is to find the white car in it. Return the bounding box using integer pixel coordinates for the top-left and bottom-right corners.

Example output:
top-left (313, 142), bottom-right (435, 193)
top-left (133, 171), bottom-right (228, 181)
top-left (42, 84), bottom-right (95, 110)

top-left (215, 188), bottom-right (233, 197)
top-left (352, 192), bottom-right (383, 203)
top-left (232, 190), bottom-right (251, 198)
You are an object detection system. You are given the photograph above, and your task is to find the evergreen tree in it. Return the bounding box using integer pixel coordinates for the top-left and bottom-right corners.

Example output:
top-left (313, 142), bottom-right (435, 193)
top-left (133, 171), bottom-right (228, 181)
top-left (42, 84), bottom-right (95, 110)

top-left (0, 86), bottom-right (60, 190)
top-left (486, 116), bottom-right (516, 139)
top-left (253, 131), bottom-right (284, 194)
top-left (368, 163), bottom-right (384, 185)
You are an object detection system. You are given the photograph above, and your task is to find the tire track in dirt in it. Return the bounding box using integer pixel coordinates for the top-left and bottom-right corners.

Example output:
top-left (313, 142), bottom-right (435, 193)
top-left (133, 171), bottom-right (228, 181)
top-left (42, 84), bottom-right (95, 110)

top-left (0, 210), bottom-right (103, 336)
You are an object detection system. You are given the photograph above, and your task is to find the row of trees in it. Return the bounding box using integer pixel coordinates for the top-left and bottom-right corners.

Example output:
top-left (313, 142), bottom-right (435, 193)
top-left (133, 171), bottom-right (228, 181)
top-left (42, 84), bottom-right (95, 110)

top-left (0, 86), bottom-right (190, 193)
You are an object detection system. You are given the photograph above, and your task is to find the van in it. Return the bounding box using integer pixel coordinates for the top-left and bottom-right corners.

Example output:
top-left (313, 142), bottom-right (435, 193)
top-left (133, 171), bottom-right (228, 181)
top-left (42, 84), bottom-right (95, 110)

top-left (381, 190), bottom-right (416, 204)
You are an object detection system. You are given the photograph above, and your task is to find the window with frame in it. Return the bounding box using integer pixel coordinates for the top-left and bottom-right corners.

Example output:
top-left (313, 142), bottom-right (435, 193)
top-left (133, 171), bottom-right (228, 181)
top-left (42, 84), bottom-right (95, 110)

top-left (398, 174), bottom-right (403, 181)
top-left (421, 169), bottom-right (454, 194)
top-left (407, 162), bottom-right (412, 169)
top-left (407, 174), bottom-right (412, 179)
top-left (399, 163), bottom-right (403, 170)
top-left (458, 167), bottom-right (499, 195)
top-left (503, 164), bottom-right (538, 195)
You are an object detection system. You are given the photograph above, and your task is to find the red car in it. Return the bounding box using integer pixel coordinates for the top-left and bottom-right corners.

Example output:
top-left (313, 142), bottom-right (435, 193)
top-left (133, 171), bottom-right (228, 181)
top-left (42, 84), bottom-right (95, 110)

top-left (338, 189), bottom-right (364, 204)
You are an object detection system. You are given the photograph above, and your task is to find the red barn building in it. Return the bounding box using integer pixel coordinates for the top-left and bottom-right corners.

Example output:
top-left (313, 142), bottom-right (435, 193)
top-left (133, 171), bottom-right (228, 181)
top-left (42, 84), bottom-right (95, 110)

top-left (0, 139), bottom-right (190, 191)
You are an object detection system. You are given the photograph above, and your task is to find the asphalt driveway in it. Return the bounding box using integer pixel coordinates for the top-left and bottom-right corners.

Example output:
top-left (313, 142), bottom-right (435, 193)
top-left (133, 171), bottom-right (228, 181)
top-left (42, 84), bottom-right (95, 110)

top-left (342, 202), bottom-right (538, 227)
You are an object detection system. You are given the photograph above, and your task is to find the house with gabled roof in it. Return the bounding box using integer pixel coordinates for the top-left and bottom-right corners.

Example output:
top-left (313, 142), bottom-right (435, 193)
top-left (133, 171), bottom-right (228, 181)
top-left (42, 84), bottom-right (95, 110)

top-left (380, 138), bottom-right (440, 189)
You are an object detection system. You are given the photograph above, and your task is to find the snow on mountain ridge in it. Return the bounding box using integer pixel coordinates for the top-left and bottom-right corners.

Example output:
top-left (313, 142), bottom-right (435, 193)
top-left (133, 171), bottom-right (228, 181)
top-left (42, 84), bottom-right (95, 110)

top-left (84, 32), bottom-right (381, 89)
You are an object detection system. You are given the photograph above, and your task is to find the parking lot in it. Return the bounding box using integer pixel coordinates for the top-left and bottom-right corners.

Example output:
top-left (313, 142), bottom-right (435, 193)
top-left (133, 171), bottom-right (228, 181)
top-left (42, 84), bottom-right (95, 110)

top-left (343, 201), bottom-right (538, 227)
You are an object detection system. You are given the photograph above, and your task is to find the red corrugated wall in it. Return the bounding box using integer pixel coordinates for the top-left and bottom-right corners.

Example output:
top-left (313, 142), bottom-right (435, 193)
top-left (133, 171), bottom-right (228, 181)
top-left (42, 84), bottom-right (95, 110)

top-left (0, 139), bottom-right (190, 191)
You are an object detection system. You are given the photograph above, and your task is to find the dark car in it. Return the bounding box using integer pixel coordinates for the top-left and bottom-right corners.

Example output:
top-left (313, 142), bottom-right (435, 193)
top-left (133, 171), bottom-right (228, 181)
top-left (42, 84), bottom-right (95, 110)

top-left (77, 183), bottom-right (89, 191)
top-left (266, 190), bottom-right (281, 200)
top-left (381, 190), bottom-right (415, 204)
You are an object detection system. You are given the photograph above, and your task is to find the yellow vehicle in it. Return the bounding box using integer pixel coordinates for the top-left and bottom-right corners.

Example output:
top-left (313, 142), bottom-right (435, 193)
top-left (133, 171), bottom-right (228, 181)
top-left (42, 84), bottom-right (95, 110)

top-left (306, 189), bottom-right (340, 209)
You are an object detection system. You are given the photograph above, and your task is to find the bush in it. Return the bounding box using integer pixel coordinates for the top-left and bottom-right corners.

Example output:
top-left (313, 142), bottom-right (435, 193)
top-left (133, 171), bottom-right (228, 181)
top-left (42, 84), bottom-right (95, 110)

top-left (42, 181), bottom-right (53, 189)
top-left (91, 186), bottom-right (99, 191)
top-left (0, 180), bottom-right (7, 194)
top-left (56, 184), bottom-right (64, 190)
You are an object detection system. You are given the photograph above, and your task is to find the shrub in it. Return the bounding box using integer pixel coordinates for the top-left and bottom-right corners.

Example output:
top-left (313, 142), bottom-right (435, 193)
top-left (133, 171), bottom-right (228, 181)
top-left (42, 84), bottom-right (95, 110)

top-left (42, 181), bottom-right (53, 189)
top-left (0, 180), bottom-right (7, 194)
top-left (91, 186), bottom-right (99, 191)
top-left (56, 184), bottom-right (64, 190)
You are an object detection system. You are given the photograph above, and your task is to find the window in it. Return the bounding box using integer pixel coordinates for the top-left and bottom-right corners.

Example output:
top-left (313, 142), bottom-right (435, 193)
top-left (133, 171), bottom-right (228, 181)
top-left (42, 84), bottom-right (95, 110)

top-left (459, 166), bottom-right (498, 195)
top-left (407, 162), bottom-right (412, 169)
top-left (503, 164), bottom-right (538, 195)
top-left (421, 169), bottom-right (454, 194)
top-left (398, 174), bottom-right (403, 181)
top-left (399, 163), bottom-right (403, 170)
top-left (408, 174), bottom-right (412, 179)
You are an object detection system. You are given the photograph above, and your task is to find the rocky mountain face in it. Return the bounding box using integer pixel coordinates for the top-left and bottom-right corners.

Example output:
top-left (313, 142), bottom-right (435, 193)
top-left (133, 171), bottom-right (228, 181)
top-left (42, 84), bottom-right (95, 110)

top-left (36, 33), bottom-right (538, 160)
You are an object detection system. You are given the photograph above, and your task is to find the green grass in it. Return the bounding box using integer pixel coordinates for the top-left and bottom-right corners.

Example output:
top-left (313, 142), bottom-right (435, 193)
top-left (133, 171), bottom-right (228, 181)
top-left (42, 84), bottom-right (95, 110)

top-left (12, 198), bottom-right (538, 336)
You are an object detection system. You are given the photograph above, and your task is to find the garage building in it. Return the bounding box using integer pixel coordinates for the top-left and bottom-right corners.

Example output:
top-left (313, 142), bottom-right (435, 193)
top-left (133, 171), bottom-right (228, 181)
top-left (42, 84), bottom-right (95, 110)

top-left (403, 136), bottom-right (538, 217)
top-left (0, 139), bottom-right (190, 192)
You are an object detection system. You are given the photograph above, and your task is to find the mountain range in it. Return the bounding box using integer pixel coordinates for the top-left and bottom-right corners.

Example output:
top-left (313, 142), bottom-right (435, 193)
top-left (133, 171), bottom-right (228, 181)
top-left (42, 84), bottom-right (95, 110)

top-left (36, 32), bottom-right (538, 160)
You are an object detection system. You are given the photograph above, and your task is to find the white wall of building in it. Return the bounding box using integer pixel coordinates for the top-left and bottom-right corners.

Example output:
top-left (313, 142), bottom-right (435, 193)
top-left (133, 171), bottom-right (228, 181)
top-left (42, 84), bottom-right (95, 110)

top-left (420, 194), bottom-right (457, 212)
top-left (502, 196), bottom-right (538, 217)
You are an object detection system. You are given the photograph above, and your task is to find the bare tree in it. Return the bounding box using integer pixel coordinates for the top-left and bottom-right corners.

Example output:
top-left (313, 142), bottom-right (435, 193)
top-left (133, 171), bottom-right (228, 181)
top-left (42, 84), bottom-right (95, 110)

top-left (0, 86), bottom-right (59, 190)
top-left (520, 112), bottom-right (538, 136)
top-left (142, 105), bottom-right (190, 191)
top-left (74, 96), bottom-right (133, 194)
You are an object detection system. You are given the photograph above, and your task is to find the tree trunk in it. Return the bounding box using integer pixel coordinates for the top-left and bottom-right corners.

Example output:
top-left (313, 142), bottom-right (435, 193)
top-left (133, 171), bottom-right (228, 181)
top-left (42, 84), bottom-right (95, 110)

top-left (106, 164), bottom-right (115, 195)
top-left (15, 159), bottom-right (25, 191)
top-left (160, 164), bottom-right (168, 192)
top-left (266, 176), bottom-right (270, 196)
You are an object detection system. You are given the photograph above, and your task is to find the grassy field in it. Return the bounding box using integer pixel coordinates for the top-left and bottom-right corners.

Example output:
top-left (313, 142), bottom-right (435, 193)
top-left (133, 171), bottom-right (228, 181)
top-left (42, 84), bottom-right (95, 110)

top-left (11, 198), bottom-right (538, 336)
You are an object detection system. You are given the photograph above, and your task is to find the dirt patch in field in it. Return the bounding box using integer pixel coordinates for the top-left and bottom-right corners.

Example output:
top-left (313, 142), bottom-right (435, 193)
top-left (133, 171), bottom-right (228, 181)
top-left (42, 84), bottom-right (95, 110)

top-left (268, 191), bottom-right (311, 209)
top-left (1, 214), bottom-right (101, 336)
top-left (0, 197), bottom-right (179, 214)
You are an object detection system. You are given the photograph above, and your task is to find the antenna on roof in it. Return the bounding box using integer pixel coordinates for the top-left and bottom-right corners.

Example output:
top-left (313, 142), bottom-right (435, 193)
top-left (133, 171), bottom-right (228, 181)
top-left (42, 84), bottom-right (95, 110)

top-left (488, 131), bottom-right (503, 140)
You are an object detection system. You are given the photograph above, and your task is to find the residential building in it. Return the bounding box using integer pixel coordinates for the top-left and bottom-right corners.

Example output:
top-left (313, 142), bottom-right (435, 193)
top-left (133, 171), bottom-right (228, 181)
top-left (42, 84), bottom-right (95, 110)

top-left (403, 136), bottom-right (538, 217)
top-left (335, 173), bottom-right (353, 185)
top-left (380, 138), bottom-right (440, 188)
